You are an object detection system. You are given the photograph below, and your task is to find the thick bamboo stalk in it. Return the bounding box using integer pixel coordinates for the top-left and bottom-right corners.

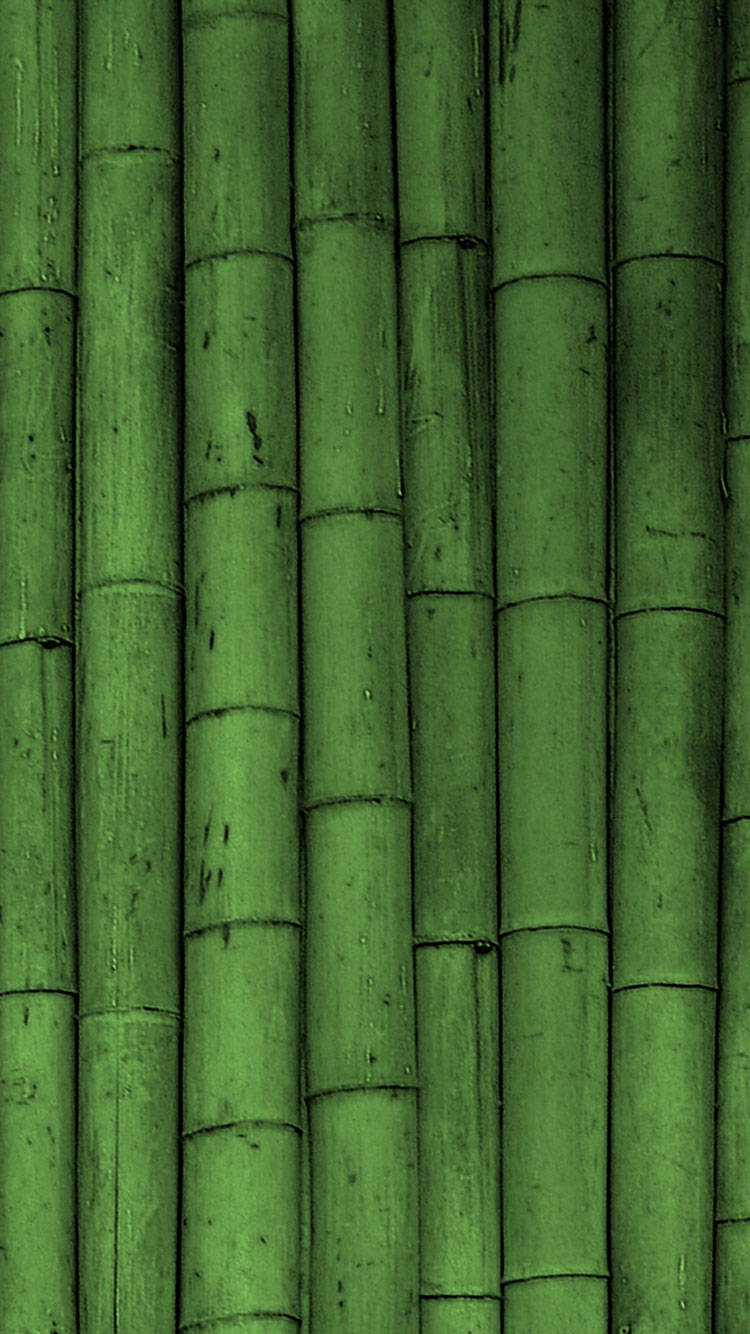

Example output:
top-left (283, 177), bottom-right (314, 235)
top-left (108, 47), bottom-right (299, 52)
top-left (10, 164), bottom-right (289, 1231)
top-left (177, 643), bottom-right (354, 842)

top-left (0, 8), bottom-right (77, 1326)
top-left (715, 3), bottom-right (750, 1327)
top-left (292, 0), bottom-right (419, 1328)
top-left (180, 3), bottom-right (302, 1329)
top-left (76, 4), bottom-right (183, 1327)
top-left (610, 3), bottom-right (724, 1330)
top-left (392, 4), bottom-right (501, 1332)
top-left (488, 2), bottom-right (609, 1329)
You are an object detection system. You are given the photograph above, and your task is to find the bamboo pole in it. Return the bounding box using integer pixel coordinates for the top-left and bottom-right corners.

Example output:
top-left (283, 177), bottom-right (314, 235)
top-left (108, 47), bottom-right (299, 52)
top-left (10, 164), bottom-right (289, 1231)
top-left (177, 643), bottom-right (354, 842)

top-left (715, 2), bottom-right (750, 1327)
top-left (0, 3), bottom-right (77, 1328)
top-left (609, 3), bottom-right (724, 1329)
top-left (180, 2), bottom-right (302, 1329)
top-left (76, 4), bottom-right (183, 1327)
top-left (292, 0), bottom-right (419, 1328)
top-left (392, 3), bottom-right (501, 1332)
top-left (488, 2), bottom-right (610, 1328)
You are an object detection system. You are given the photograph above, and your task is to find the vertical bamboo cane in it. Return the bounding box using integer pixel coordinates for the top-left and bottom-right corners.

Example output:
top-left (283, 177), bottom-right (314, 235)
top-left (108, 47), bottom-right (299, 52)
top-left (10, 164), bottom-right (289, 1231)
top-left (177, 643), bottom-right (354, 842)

top-left (715, 2), bottom-right (750, 1327)
top-left (610, 3), bottom-right (724, 1330)
top-left (292, 1), bottom-right (419, 1328)
top-left (392, 4), bottom-right (501, 1332)
top-left (180, 2), bottom-right (302, 1329)
top-left (0, 4), bottom-right (77, 1328)
top-left (76, 4), bottom-right (183, 1327)
top-left (488, 1), bottom-right (610, 1328)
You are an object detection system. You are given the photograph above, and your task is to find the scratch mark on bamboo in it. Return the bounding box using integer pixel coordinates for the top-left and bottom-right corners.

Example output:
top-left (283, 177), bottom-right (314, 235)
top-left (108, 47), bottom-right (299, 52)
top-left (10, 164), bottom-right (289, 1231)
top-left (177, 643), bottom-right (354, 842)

top-left (634, 786), bottom-right (653, 835)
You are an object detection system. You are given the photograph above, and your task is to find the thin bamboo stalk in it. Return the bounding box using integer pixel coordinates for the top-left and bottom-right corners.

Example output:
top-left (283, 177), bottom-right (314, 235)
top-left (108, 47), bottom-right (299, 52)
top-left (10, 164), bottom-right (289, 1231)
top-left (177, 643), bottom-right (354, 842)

top-left (76, 4), bottom-right (183, 1327)
top-left (0, 4), bottom-right (77, 1328)
top-left (292, 0), bottom-right (419, 1327)
top-left (488, 1), bottom-right (610, 1328)
top-left (714, 2), bottom-right (750, 1327)
top-left (609, 2), bottom-right (724, 1329)
top-left (392, 3), bottom-right (501, 1331)
top-left (180, 2), bottom-right (302, 1329)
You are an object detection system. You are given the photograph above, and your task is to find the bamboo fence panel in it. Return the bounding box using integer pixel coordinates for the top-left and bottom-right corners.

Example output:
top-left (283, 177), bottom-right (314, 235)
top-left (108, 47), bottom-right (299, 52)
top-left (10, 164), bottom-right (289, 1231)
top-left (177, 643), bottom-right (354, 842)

top-left (0, 3), bottom-right (742, 1331)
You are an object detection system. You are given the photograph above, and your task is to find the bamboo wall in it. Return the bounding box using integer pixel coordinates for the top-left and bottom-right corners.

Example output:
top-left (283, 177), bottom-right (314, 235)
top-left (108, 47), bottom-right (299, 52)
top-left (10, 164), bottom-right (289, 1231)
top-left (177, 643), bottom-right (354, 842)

top-left (0, 2), bottom-right (744, 1331)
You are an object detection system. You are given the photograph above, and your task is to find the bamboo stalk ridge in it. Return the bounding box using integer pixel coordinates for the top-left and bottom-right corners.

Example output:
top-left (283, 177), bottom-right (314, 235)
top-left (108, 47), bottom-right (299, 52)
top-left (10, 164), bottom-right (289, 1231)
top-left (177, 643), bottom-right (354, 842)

top-left (76, 4), bottom-right (184, 1327)
top-left (715, 2), bottom-right (750, 1327)
top-left (292, 0), bottom-right (420, 1327)
top-left (0, 3), bottom-right (77, 1329)
top-left (180, 2), bottom-right (302, 1329)
top-left (489, 1), bottom-right (610, 1328)
top-left (610, 2), bottom-right (725, 1330)
top-left (392, 3), bottom-right (501, 1332)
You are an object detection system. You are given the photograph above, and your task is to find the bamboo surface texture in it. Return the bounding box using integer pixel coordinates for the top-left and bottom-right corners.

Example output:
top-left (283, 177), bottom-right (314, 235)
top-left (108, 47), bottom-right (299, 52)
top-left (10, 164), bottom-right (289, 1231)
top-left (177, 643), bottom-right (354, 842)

top-left (0, 2), bottom-right (744, 1332)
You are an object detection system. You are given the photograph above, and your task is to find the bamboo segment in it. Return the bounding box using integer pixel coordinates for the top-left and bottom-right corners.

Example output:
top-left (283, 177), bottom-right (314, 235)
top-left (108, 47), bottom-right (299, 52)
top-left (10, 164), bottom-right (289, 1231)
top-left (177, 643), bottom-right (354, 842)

top-left (715, 3), bottom-right (750, 1327)
top-left (488, 2), bottom-right (609, 1328)
top-left (180, 4), bottom-right (301, 1329)
top-left (0, 4), bottom-right (77, 1329)
top-left (610, 3), bottom-right (724, 1330)
top-left (293, 1), bottom-right (419, 1327)
top-left (392, 4), bottom-right (500, 1331)
top-left (76, 4), bottom-right (183, 1328)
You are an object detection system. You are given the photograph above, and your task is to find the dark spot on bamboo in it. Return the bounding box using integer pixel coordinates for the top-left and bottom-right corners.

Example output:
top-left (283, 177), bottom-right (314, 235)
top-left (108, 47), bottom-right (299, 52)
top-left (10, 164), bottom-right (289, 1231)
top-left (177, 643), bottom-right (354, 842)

top-left (209, 629), bottom-right (215, 651)
top-left (259, 1235), bottom-right (267, 1244)
top-left (474, 939), bottom-right (493, 953)
top-left (203, 330), bottom-right (210, 348)
top-left (222, 922), bottom-right (230, 947)
top-left (223, 823), bottom-right (229, 843)
top-left (205, 437), bottom-right (212, 459)
top-left (203, 821), bottom-right (210, 845)
top-left (194, 581), bottom-right (200, 627)
top-left (276, 504), bottom-right (281, 528)
top-left (434, 546), bottom-right (442, 560)
top-left (427, 607), bottom-right (435, 618)
top-left (246, 410), bottom-right (263, 454)
top-left (43, 326), bottom-right (51, 343)
top-left (280, 769), bottom-right (289, 784)
top-left (145, 860), bottom-right (151, 872)
top-left (217, 868), bottom-right (223, 887)
top-left (586, 325), bottom-right (597, 342)
top-left (199, 859), bottom-right (207, 900)
top-left (161, 693), bottom-right (167, 738)
top-left (13, 738), bottom-right (18, 746)
top-left (509, 64), bottom-right (516, 81)
top-left (466, 95), bottom-right (473, 111)
top-left (28, 434), bottom-right (34, 442)
top-left (213, 147), bottom-right (220, 161)
top-left (512, 0), bottom-right (522, 46)
top-left (113, 425), bottom-right (118, 433)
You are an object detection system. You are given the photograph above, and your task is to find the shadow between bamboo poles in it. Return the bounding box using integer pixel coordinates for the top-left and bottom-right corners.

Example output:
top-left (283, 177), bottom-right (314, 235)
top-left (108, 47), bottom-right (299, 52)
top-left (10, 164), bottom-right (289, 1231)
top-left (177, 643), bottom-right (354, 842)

top-left (292, 0), bottom-right (420, 1328)
top-left (610, 2), bottom-right (725, 1330)
top-left (392, 2), bottom-right (501, 1331)
top-left (714, 3), bottom-right (750, 1328)
top-left (0, 4), bottom-right (77, 1328)
top-left (76, 4), bottom-right (184, 1327)
top-left (180, 2), bottom-right (302, 1326)
top-left (488, 0), bottom-right (610, 1328)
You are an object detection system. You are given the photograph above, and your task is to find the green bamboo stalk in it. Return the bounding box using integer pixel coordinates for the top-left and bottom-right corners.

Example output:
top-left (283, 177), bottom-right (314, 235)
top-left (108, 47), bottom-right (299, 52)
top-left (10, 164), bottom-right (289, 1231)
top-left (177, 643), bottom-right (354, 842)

top-left (180, 3), bottom-right (301, 1330)
top-left (392, 4), bottom-right (501, 1332)
top-left (0, 9), bottom-right (77, 1326)
top-left (714, 3), bottom-right (750, 1327)
top-left (76, 4), bottom-right (183, 1327)
top-left (610, 3), bottom-right (724, 1330)
top-left (292, 1), bottom-right (419, 1328)
top-left (488, 2), bottom-right (609, 1329)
